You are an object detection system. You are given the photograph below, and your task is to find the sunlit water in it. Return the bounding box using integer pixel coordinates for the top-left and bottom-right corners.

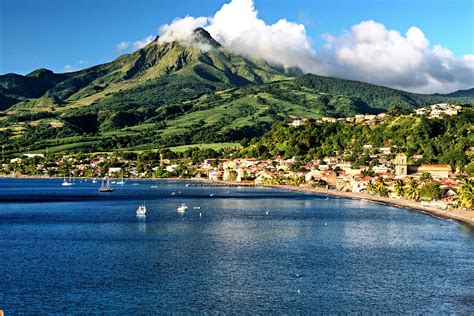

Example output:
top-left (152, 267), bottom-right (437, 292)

top-left (0, 178), bottom-right (473, 314)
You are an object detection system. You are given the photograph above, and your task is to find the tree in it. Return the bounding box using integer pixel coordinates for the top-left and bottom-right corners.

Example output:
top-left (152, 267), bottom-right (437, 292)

top-left (405, 178), bottom-right (420, 201)
top-left (456, 179), bottom-right (474, 209)
top-left (366, 180), bottom-right (376, 195)
top-left (419, 172), bottom-right (431, 181)
top-left (393, 179), bottom-right (405, 197)
top-left (375, 177), bottom-right (388, 196)
top-left (420, 181), bottom-right (442, 201)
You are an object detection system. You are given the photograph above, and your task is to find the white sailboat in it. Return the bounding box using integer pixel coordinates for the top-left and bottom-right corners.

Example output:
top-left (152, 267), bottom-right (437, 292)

top-left (136, 203), bottom-right (147, 217)
top-left (99, 177), bottom-right (114, 192)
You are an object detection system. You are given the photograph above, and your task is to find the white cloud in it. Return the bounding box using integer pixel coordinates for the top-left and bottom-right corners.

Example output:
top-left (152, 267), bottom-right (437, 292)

top-left (324, 20), bottom-right (474, 93)
top-left (133, 35), bottom-right (154, 50)
top-left (158, 16), bottom-right (207, 45)
top-left (154, 0), bottom-right (473, 93)
top-left (116, 41), bottom-right (131, 51)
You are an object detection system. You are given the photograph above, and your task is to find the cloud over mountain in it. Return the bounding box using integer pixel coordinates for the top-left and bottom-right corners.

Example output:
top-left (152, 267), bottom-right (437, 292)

top-left (154, 0), bottom-right (472, 93)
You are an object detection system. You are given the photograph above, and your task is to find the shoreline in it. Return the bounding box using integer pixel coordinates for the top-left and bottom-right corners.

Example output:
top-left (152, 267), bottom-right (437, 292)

top-left (270, 184), bottom-right (474, 228)
top-left (1, 175), bottom-right (472, 228)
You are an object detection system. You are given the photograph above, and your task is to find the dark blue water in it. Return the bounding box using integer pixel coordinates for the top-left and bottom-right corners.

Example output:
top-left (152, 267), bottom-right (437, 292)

top-left (0, 178), bottom-right (473, 314)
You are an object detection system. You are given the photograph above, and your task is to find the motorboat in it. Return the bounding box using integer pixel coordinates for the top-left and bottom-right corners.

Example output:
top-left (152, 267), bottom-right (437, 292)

top-left (116, 175), bottom-right (126, 185)
top-left (61, 171), bottom-right (74, 186)
top-left (177, 204), bottom-right (188, 213)
top-left (136, 203), bottom-right (147, 217)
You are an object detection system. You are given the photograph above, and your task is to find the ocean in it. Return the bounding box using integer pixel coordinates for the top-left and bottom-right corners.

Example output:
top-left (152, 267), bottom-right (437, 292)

top-left (0, 178), bottom-right (473, 313)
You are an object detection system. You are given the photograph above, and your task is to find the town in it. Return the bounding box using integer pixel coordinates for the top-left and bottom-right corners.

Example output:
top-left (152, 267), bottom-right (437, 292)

top-left (1, 103), bottom-right (472, 211)
top-left (2, 145), bottom-right (472, 212)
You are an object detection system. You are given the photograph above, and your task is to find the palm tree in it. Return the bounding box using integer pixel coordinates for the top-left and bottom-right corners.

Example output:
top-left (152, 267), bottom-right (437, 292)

top-left (375, 177), bottom-right (388, 196)
top-left (393, 179), bottom-right (405, 197)
top-left (405, 178), bottom-right (420, 201)
top-left (456, 179), bottom-right (474, 210)
top-left (366, 180), bottom-right (376, 195)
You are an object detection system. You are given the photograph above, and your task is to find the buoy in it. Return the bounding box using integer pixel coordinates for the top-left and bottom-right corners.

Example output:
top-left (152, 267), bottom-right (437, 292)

top-left (297, 290), bottom-right (300, 293)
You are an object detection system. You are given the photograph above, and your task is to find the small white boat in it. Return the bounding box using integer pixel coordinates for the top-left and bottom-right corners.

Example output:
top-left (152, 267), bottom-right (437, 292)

top-left (193, 206), bottom-right (201, 210)
top-left (136, 203), bottom-right (147, 217)
top-left (265, 210), bottom-right (270, 215)
top-left (209, 193), bottom-right (214, 197)
top-left (62, 180), bottom-right (74, 186)
top-left (171, 191), bottom-right (176, 196)
top-left (132, 183), bottom-right (139, 186)
top-left (116, 176), bottom-right (126, 185)
top-left (92, 178), bottom-right (97, 184)
top-left (150, 185), bottom-right (158, 188)
top-left (111, 181), bottom-right (117, 184)
top-left (177, 204), bottom-right (188, 213)
top-left (61, 173), bottom-right (74, 186)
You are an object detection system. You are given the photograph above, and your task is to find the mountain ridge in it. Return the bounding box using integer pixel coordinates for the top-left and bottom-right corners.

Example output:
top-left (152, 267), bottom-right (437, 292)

top-left (0, 28), bottom-right (472, 156)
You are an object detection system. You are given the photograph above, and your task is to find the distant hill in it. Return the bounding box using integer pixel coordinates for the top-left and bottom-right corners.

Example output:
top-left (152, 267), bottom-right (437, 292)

top-left (439, 88), bottom-right (474, 98)
top-left (0, 28), bottom-right (472, 155)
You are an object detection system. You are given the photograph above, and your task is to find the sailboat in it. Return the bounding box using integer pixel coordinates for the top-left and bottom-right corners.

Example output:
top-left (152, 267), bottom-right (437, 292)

top-left (99, 177), bottom-right (114, 192)
top-left (136, 202), bottom-right (146, 217)
top-left (61, 170), bottom-right (74, 186)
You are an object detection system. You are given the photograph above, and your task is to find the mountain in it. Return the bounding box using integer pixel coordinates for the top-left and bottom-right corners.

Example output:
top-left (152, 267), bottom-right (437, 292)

top-left (0, 28), bottom-right (472, 156)
top-left (440, 88), bottom-right (474, 98)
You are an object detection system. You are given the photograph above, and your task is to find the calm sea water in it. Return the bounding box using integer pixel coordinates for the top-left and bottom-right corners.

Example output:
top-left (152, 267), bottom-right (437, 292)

top-left (0, 178), bottom-right (473, 314)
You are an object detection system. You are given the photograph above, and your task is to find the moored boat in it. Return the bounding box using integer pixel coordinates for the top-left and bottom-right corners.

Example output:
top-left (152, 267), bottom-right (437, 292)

top-left (177, 204), bottom-right (188, 213)
top-left (99, 177), bottom-right (114, 192)
top-left (136, 203), bottom-right (147, 217)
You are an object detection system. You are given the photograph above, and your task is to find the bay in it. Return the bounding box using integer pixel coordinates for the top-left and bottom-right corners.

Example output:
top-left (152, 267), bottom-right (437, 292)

top-left (0, 178), bottom-right (473, 314)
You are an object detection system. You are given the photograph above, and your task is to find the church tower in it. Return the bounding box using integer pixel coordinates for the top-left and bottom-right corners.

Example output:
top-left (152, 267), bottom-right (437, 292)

top-left (395, 153), bottom-right (408, 176)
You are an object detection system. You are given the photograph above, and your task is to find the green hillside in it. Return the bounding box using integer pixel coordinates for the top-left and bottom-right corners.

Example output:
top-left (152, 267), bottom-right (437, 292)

top-left (0, 27), bottom-right (471, 156)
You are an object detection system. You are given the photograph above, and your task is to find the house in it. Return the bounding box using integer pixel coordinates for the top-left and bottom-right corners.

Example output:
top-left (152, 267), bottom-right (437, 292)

top-left (108, 167), bottom-right (122, 175)
top-left (305, 169), bottom-right (322, 182)
top-left (209, 171), bottom-right (222, 181)
top-left (372, 165), bottom-right (390, 174)
top-left (289, 118), bottom-right (306, 127)
top-left (320, 117), bottom-right (337, 123)
top-left (24, 153), bottom-right (44, 158)
top-left (379, 147), bottom-right (391, 155)
top-left (418, 164), bottom-right (452, 178)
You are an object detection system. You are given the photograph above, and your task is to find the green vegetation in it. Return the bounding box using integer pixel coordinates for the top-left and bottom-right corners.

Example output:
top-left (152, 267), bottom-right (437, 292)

top-left (239, 105), bottom-right (473, 169)
top-left (0, 28), bottom-right (472, 156)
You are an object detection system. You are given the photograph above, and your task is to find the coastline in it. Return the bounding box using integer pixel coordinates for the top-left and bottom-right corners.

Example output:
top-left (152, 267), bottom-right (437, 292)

top-left (1, 175), bottom-right (472, 228)
top-left (270, 184), bottom-right (474, 228)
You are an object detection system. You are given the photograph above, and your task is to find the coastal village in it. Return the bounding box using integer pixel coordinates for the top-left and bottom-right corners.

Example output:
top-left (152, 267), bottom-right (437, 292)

top-left (1, 103), bottom-right (473, 213)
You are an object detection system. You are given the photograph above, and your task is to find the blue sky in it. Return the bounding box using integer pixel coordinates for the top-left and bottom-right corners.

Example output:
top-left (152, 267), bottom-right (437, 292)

top-left (1, 0), bottom-right (472, 75)
top-left (0, 0), bottom-right (473, 93)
